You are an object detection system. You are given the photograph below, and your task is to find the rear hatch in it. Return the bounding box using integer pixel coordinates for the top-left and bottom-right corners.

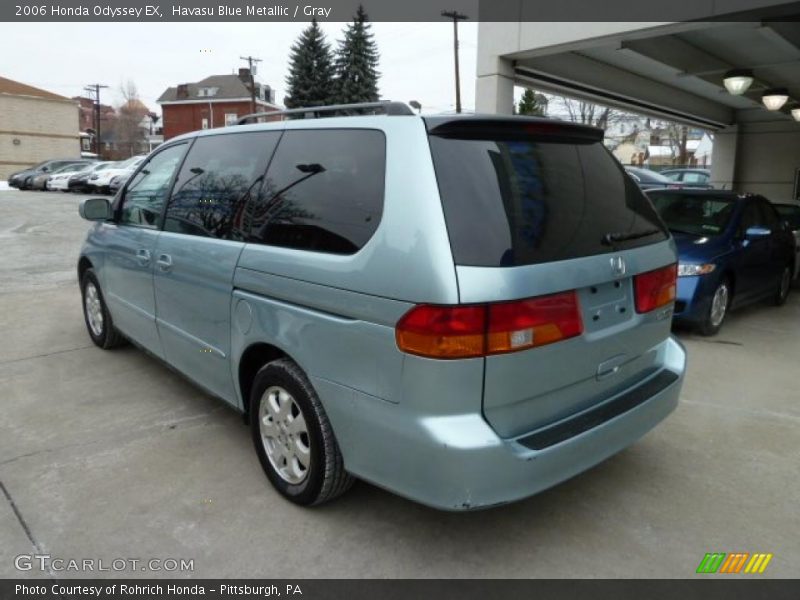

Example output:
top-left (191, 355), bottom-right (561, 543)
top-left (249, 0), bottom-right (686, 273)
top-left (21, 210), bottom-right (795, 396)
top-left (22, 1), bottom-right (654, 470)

top-left (426, 117), bottom-right (677, 438)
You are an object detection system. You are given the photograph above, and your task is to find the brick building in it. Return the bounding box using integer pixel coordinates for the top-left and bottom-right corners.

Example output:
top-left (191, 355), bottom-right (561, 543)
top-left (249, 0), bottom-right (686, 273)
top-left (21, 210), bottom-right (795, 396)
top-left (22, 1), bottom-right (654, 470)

top-left (157, 69), bottom-right (279, 140)
top-left (0, 76), bottom-right (80, 180)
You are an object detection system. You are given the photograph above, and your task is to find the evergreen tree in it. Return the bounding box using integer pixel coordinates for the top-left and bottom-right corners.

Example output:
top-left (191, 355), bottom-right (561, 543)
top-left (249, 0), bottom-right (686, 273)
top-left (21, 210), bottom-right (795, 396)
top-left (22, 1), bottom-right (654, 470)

top-left (284, 18), bottom-right (335, 108)
top-left (517, 89), bottom-right (548, 116)
top-left (333, 5), bottom-right (380, 104)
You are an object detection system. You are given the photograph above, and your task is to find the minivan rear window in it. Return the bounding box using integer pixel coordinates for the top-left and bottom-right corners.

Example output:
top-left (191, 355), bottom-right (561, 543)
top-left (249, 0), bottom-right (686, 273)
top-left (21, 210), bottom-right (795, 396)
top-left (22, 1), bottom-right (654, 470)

top-left (428, 129), bottom-right (667, 267)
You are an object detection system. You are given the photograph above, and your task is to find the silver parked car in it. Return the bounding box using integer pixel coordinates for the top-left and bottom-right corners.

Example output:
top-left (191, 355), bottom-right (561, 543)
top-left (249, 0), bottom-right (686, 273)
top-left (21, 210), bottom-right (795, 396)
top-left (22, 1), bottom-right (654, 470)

top-left (76, 103), bottom-right (686, 510)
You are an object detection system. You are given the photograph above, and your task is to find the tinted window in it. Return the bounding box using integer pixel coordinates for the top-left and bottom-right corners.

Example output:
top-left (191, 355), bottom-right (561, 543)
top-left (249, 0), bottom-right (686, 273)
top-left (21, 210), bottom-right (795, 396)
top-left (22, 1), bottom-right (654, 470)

top-left (757, 200), bottom-right (780, 230)
top-left (165, 132), bottom-right (280, 240)
top-left (248, 129), bottom-right (385, 254)
top-left (119, 144), bottom-right (186, 229)
top-left (429, 135), bottom-right (667, 267)
top-left (774, 204), bottom-right (800, 230)
top-left (649, 193), bottom-right (735, 236)
top-left (682, 172), bottom-right (708, 184)
top-left (737, 202), bottom-right (762, 237)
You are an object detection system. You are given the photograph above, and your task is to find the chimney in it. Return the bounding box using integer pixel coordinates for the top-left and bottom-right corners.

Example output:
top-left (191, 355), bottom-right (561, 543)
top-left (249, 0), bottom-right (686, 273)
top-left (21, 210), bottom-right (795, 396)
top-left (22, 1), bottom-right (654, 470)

top-left (176, 84), bottom-right (189, 100)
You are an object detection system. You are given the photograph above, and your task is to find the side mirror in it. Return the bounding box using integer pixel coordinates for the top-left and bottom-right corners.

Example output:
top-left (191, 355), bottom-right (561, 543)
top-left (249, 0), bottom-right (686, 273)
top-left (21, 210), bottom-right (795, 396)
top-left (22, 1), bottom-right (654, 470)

top-left (79, 197), bottom-right (112, 221)
top-left (42, 166), bottom-right (50, 173)
top-left (745, 226), bottom-right (771, 240)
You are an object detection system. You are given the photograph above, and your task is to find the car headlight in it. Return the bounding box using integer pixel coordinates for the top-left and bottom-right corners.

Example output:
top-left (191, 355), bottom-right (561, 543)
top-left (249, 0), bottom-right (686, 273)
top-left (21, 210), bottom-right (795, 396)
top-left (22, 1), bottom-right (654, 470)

top-left (678, 263), bottom-right (716, 277)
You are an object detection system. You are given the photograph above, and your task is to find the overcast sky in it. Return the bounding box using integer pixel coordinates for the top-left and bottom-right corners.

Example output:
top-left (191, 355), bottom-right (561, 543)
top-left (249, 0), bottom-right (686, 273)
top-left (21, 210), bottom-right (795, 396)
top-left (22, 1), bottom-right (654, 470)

top-left (0, 21), bottom-right (481, 116)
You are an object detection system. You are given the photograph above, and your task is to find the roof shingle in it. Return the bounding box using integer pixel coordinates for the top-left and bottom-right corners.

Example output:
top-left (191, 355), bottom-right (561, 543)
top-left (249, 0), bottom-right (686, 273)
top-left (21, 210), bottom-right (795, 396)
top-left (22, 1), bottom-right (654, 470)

top-left (0, 76), bottom-right (71, 101)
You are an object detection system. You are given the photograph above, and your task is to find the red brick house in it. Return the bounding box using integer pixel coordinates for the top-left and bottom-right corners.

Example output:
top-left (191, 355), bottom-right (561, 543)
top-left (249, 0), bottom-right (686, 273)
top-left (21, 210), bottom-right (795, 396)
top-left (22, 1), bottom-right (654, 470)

top-left (157, 69), bottom-right (280, 140)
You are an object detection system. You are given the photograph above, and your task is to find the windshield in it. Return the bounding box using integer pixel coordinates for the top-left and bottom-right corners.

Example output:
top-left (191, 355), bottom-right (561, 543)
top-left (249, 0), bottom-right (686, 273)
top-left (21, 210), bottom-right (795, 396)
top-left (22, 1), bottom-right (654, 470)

top-left (649, 192), bottom-right (735, 236)
top-left (118, 156), bottom-right (143, 169)
top-left (774, 204), bottom-right (800, 230)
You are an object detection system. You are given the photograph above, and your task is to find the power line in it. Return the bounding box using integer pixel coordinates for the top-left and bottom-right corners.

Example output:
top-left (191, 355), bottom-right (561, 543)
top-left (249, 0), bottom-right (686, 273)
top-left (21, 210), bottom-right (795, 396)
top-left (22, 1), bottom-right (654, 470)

top-left (240, 55), bottom-right (263, 114)
top-left (83, 84), bottom-right (109, 158)
top-left (441, 10), bottom-right (468, 114)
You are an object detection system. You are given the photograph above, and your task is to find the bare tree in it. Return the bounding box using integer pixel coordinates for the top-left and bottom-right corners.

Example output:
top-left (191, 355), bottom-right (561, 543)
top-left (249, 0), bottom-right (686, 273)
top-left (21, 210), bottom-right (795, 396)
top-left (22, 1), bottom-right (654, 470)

top-left (665, 122), bottom-right (689, 166)
top-left (113, 81), bottom-right (150, 158)
top-left (554, 96), bottom-right (617, 129)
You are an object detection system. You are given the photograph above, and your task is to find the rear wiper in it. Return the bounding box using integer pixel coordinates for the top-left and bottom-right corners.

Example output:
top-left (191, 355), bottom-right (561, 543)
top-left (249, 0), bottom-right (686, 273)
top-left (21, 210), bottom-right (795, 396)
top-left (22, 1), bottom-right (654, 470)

top-left (602, 229), bottom-right (661, 246)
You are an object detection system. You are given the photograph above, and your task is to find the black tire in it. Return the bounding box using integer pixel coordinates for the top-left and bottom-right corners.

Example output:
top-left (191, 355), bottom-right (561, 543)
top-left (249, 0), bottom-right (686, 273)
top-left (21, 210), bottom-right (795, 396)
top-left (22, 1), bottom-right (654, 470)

top-left (774, 264), bottom-right (792, 306)
top-left (699, 278), bottom-right (731, 336)
top-left (80, 268), bottom-right (126, 349)
top-left (250, 358), bottom-right (353, 506)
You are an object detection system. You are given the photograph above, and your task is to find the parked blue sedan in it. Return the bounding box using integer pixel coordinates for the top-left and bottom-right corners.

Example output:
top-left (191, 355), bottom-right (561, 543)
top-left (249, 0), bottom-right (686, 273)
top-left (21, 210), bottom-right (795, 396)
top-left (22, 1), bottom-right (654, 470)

top-left (647, 190), bottom-right (795, 335)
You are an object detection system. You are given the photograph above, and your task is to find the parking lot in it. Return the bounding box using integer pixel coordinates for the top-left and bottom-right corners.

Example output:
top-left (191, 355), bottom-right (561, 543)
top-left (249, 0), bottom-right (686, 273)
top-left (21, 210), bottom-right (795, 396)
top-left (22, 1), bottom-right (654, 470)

top-left (1, 189), bottom-right (798, 578)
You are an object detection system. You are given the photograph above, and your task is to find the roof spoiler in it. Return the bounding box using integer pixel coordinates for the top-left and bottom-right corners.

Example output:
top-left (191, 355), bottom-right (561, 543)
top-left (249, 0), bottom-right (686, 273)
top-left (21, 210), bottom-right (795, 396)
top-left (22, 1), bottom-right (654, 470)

top-left (237, 101), bottom-right (414, 125)
top-left (425, 116), bottom-right (604, 143)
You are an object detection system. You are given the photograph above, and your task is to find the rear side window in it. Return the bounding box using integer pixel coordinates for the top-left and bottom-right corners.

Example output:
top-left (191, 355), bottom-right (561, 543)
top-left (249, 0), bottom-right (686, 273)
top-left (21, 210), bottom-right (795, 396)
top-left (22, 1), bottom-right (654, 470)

top-left (247, 129), bottom-right (385, 254)
top-left (165, 132), bottom-right (281, 240)
top-left (428, 133), bottom-right (667, 267)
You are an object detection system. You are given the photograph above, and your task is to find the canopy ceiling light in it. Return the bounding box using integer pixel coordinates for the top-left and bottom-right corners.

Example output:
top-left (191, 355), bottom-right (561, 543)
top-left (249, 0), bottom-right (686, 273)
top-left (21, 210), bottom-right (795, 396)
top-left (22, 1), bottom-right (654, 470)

top-left (723, 69), bottom-right (754, 96)
top-left (762, 88), bottom-right (790, 111)
top-left (792, 107), bottom-right (800, 122)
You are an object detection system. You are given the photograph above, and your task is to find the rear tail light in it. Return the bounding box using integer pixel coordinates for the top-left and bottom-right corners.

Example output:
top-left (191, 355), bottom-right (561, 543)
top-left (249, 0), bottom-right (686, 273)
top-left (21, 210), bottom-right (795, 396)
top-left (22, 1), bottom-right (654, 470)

top-left (634, 264), bottom-right (677, 313)
top-left (396, 291), bottom-right (583, 359)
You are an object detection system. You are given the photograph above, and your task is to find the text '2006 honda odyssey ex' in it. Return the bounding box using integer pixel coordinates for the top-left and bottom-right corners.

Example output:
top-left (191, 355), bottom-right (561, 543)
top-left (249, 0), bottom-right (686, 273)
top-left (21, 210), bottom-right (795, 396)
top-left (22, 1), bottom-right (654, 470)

top-left (77, 102), bottom-right (686, 510)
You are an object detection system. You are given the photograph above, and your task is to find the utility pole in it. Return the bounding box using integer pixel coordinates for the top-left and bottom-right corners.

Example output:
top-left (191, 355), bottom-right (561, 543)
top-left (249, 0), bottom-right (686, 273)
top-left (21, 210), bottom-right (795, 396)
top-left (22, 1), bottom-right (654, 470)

top-left (441, 10), bottom-right (468, 113)
top-left (240, 55), bottom-right (263, 115)
top-left (84, 84), bottom-right (108, 158)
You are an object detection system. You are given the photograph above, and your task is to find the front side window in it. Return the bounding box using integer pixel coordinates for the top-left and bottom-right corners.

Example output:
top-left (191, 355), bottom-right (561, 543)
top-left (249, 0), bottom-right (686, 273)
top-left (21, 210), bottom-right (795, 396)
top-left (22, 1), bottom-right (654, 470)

top-left (118, 144), bottom-right (186, 228)
top-left (164, 132), bottom-right (281, 240)
top-left (248, 129), bottom-right (386, 254)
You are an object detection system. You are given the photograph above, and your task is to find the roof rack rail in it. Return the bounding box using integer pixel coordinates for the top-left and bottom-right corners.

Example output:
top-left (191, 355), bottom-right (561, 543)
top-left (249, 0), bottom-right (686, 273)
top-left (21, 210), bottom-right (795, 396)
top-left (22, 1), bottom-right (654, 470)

top-left (236, 101), bottom-right (414, 125)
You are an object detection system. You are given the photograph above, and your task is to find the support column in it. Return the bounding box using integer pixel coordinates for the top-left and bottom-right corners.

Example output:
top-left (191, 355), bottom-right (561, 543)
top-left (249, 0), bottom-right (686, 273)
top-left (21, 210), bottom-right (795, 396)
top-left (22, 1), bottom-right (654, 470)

top-left (710, 125), bottom-right (739, 192)
top-left (475, 57), bottom-right (515, 115)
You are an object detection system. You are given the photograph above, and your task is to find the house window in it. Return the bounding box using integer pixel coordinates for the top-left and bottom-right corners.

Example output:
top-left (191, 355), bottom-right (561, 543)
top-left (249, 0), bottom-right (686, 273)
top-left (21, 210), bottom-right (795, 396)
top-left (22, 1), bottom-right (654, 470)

top-left (225, 113), bottom-right (238, 126)
top-left (81, 138), bottom-right (91, 151)
top-left (198, 87), bottom-right (218, 97)
top-left (201, 118), bottom-right (209, 130)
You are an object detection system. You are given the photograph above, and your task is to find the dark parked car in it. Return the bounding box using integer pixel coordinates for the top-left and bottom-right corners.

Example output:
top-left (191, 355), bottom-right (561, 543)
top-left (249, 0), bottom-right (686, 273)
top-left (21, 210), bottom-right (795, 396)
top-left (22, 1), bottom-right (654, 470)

top-left (67, 162), bottom-right (115, 193)
top-left (29, 161), bottom-right (92, 190)
top-left (625, 167), bottom-right (684, 191)
top-left (660, 168), bottom-right (714, 189)
top-left (647, 189), bottom-right (795, 335)
top-left (8, 159), bottom-right (87, 190)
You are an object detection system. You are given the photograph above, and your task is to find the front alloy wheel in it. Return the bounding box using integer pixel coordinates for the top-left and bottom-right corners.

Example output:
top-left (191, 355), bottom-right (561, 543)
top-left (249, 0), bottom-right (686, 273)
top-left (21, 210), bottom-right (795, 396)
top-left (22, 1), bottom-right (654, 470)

top-left (700, 279), bottom-right (730, 336)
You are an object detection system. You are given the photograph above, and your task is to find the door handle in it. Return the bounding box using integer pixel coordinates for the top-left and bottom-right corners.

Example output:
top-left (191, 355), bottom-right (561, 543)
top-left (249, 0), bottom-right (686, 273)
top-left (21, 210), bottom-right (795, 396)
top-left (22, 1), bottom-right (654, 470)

top-left (156, 254), bottom-right (173, 272)
top-left (136, 249), bottom-right (151, 266)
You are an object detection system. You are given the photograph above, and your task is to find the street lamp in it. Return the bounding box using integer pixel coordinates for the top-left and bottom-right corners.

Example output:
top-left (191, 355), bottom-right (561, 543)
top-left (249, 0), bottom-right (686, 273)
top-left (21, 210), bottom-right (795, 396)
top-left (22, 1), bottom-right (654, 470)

top-left (722, 69), bottom-right (754, 96)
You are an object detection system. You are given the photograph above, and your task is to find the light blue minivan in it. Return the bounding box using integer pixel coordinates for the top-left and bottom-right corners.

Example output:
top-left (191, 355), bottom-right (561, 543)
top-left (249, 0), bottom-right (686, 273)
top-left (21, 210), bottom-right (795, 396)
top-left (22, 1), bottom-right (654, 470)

top-left (77, 102), bottom-right (686, 510)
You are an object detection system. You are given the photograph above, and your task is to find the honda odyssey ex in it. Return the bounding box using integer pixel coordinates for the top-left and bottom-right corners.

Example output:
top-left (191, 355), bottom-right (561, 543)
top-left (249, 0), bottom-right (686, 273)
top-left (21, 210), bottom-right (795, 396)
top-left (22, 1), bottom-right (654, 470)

top-left (76, 102), bottom-right (686, 510)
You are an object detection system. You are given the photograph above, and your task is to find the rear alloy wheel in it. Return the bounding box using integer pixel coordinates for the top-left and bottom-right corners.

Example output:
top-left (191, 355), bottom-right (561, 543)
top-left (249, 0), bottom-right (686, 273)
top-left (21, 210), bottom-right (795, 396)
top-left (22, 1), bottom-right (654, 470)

top-left (774, 265), bottom-right (792, 306)
top-left (250, 359), bottom-right (353, 506)
top-left (700, 279), bottom-right (731, 336)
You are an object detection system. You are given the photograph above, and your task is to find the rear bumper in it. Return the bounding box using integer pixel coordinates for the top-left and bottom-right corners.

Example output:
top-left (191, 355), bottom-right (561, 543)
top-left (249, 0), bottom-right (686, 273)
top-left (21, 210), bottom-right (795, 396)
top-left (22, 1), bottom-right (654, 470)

top-left (317, 336), bottom-right (686, 511)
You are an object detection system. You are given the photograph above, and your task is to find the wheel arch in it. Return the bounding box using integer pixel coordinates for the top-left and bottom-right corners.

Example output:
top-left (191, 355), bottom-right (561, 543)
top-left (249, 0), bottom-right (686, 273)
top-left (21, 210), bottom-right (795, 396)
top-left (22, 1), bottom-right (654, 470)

top-left (238, 342), bottom-right (295, 420)
top-left (77, 255), bottom-right (94, 282)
